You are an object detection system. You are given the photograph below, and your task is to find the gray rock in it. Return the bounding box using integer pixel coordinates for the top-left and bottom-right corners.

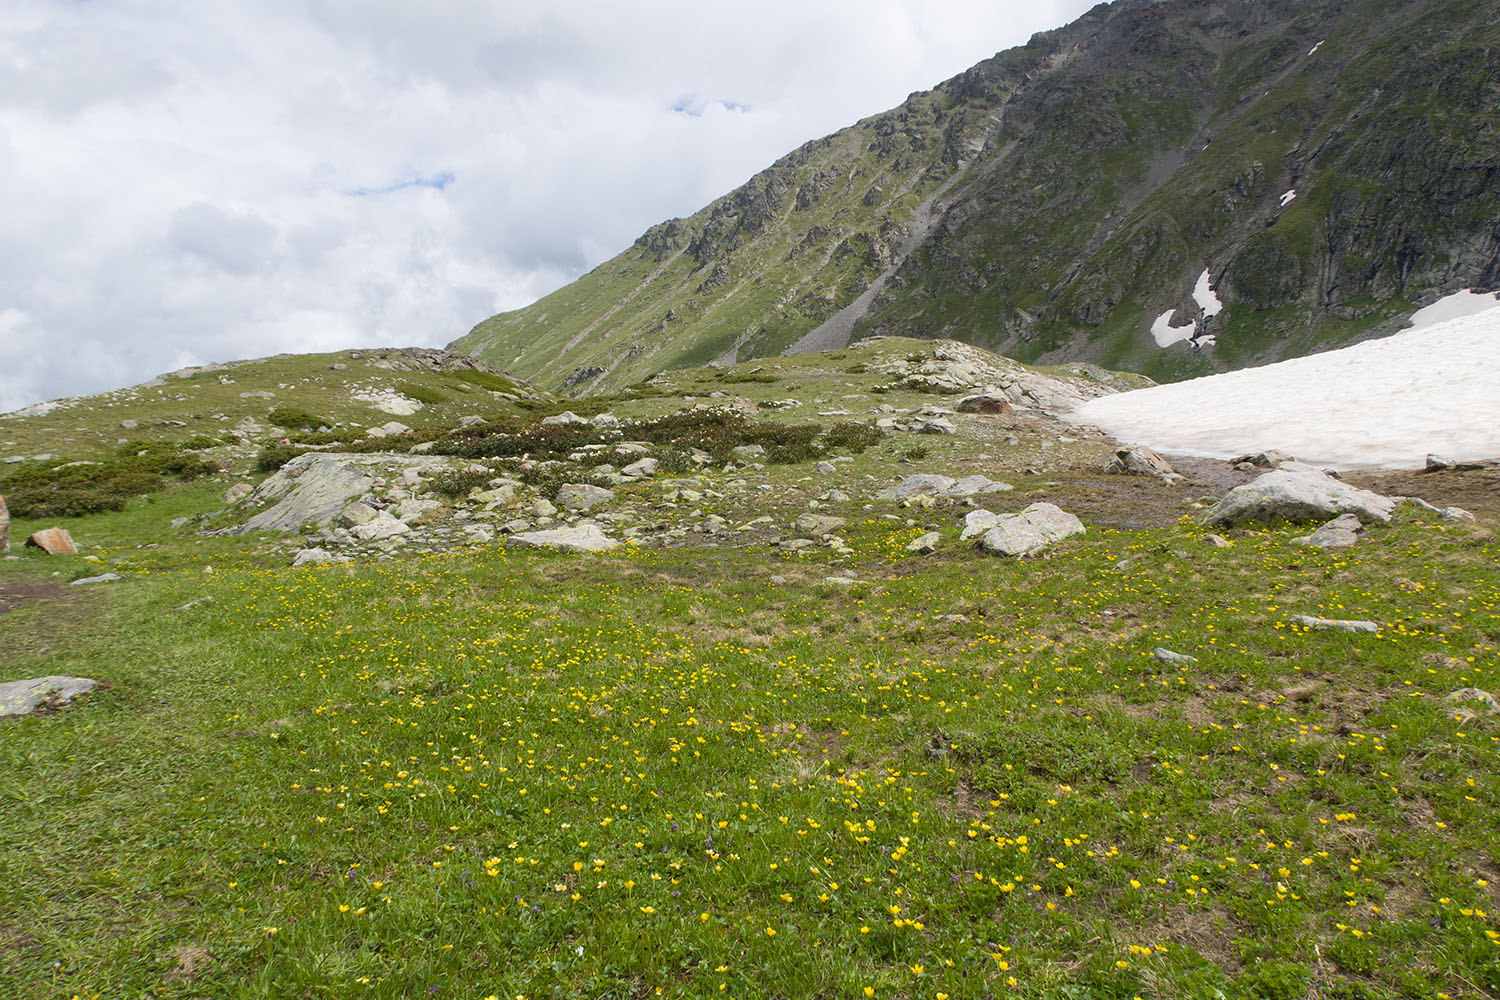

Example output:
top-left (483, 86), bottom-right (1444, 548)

top-left (1292, 513), bottom-right (1364, 549)
top-left (0, 675), bottom-right (97, 717)
top-left (589, 413), bottom-right (620, 428)
top-left (1229, 450), bottom-right (1294, 468)
top-left (0, 494), bottom-right (7, 553)
top-left (350, 513), bottom-right (410, 541)
top-left (906, 532), bottom-right (940, 554)
top-left (795, 513), bottom-right (847, 536)
top-left (815, 461), bottom-right (836, 474)
top-left (877, 474), bottom-right (956, 500)
top-left (365, 421), bottom-right (411, 438)
top-left (70, 573), bottom-right (122, 586)
top-left (339, 501), bottom-right (379, 527)
top-left (1203, 534), bottom-right (1233, 548)
top-left (1153, 647), bottom-right (1198, 665)
top-left (731, 444), bottom-right (766, 459)
top-left (531, 499), bottom-right (558, 518)
top-left (293, 548), bottom-right (347, 567)
top-left (976, 503), bottom-right (1085, 557)
top-left (1294, 614), bottom-right (1379, 634)
top-left (462, 525), bottom-right (495, 544)
top-left (456, 415), bottom-right (488, 428)
top-left (557, 483), bottom-right (614, 512)
top-left (508, 523), bottom-right (619, 553)
top-left (959, 509), bottom-right (1007, 541)
top-left (1108, 446), bottom-right (1176, 479)
top-left (119, 419), bottom-right (138, 430)
top-left (170, 517), bottom-right (191, 529)
top-left (240, 390), bottom-right (276, 399)
top-left (540, 411), bottom-right (590, 426)
top-left (944, 475), bottom-right (1013, 497)
top-left (621, 458), bottom-right (658, 478)
top-left (1442, 507), bottom-right (1477, 523)
top-left (1204, 463), bottom-right (1397, 527)
top-left (916, 417), bottom-right (957, 435)
top-left (236, 455), bottom-right (377, 534)
top-left (223, 483), bottom-right (253, 505)
top-left (396, 498), bottom-right (441, 522)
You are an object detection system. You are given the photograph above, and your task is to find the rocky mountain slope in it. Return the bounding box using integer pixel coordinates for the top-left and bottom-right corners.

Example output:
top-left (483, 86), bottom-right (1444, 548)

top-left (452, 0), bottom-right (1500, 393)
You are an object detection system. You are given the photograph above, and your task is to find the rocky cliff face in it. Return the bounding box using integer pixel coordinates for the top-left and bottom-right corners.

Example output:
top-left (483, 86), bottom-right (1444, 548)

top-left (451, 0), bottom-right (1500, 393)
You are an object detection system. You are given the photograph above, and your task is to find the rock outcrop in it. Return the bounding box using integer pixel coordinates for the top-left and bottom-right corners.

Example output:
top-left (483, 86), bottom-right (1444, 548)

top-left (971, 503), bottom-right (1085, 557)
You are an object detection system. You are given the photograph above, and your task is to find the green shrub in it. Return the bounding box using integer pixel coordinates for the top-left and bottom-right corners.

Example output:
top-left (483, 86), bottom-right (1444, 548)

top-left (428, 468), bottom-right (495, 499)
top-left (0, 442), bottom-right (216, 518)
top-left (267, 406), bottom-right (327, 430)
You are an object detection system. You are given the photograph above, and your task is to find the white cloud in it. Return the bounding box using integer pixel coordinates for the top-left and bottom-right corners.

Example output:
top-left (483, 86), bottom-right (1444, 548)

top-left (0, 0), bottom-right (1095, 412)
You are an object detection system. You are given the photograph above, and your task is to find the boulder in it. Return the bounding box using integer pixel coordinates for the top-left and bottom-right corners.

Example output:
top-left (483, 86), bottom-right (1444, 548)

top-left (0, 675), bottom-right (97, 717)
top-left (339, 501), bottom-right (379, 527)
top-left (557, 483), bottom-right (614, 512)
top-left (293, 548), bottom-right (348, 567)
top-left (540, 411), bottom-right (590, 426)
top-left (589, 413), bottom-right (620, 428)
top-left (1292, 513), bottom-right (1363, 549)
top-left (794, 513), bottom-right (847, 536)
top-left (877, 474), bottom-right (956, 500)
top-left (456, 415), bottom-right (488, 428)
top-left (222, 483), bottom-right (253, 505)
top-left (508, 523), bottom-right (619, 553)
top-left (350, 513), bottom-right (410, 541)
top-left (957, 392), bottom-right (1013, 414)
top-left (396, 498), bottom-right (441, 522)
top-left (944, 475), bottom-right (1013, 497)
top-left (0, 493), bottom-right (8, 553)
top-left (731, 444), bottom-right (766, 460)
top-left (959, 509), bottom-right (1007, 541)
top-left (621, 458), bottom-right (658, 478)
top-left (916, 417), bottom-right (957, 435)
top-left (1153, 648), bottom-right (1198, 665)
top-left (1108, 446), bottom-right (1176, 479)
top-left (26, 528), bottom-right (76, 555)
top-left (975, 503), bottom-right (1085, 557)
top-left (906, 532), bottom-right (940, 554)
top-left (365, 421), bottom-right (411, 438)
top-left (1203, 463), bottom-right (1397, 527)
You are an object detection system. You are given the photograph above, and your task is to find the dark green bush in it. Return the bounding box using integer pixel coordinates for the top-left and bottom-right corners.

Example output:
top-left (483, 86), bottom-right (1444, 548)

top-left (428, 468), bottom-right (495, 499)
top-left (1, 443), bottom-right (217, 518)
top-left (267, 406), bottom-right (327, 430)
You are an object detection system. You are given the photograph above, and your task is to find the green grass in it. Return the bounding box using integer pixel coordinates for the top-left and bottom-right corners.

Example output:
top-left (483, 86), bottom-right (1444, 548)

top-left (3, 495), bottom-right (1499, 999)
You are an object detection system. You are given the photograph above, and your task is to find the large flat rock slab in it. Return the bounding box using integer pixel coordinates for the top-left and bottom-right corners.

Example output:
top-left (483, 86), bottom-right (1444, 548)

top-left (1, 675), bottom-right (97, 717)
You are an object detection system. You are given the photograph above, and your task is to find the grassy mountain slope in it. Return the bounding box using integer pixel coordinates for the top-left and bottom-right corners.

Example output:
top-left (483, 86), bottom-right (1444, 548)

top-left (4, 337), bottom-right (1500, 998)
top-left (452, 0), bottom-right (1500, 393)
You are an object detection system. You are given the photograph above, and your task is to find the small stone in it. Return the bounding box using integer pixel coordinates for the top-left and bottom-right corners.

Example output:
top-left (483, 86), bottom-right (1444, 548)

top-left (339, 502), bottom-right (379, 527)
top-left (1203, 534), bottom-right (1233, 548)
top-left (350, 514), bottom-right (410, 541)
top-left (557, 483), bottom-right (614, 512)
top-left (508, 523), bottom-right (619, 553)
top-left (1441, 507), bottom-right (1477, 523)
top-left (1292, 513), bottom-right (1363, 549)
top-left (1293, 614), bottom-right (1378, 634)
top-left (1445, 687), bottom-right (1500, 719)
top-left (119, 419), bottom-right (138, 430)
top-left (815, 461), bottom-right (836, 474)
top-left (621, 458), bottom-right (658, 478)
top-left (794, 513), bottom-right (847, 536)
top-left (540, 411), bottom-right (590, 426)
top-left (1153, 647), bottom-right (1198, 665)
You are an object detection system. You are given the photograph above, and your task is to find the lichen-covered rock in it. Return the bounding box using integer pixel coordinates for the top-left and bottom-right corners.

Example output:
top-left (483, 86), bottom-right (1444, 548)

top-left (556, 484), bottom-right (614, 512)
top-left (508, 523), bottom-right (619, 553)
top-left (0, 675), bottom-right (96, 717)
top-left (1108, 446), bottom-right (1177, 479)
top-left (1204, 463), bottom-right (1396, 526)
top-left (975, 503), bottom-right (1085, 557)
top-left (794, 513), bottom-right (847, 536)
top-left (1292, 513), bottom-right (1364, 549)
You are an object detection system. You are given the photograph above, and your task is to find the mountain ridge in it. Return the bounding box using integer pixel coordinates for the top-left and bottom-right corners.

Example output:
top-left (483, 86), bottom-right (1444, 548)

top-left (451, 0), bottom-right (1500, 394)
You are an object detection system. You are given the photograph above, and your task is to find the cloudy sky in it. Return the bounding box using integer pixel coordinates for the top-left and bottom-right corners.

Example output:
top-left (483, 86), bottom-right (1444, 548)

top-left (0, 0), bottom-right (1095, 411)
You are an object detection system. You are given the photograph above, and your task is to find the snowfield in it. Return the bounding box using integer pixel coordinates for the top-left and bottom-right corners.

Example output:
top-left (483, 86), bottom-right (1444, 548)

top-left (1073, 296), bottom-right (1500, 469)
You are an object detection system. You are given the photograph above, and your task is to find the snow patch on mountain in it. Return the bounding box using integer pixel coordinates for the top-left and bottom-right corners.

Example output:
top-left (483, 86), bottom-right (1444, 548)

top-left (1073, 302), bottom-right (1500, 469)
